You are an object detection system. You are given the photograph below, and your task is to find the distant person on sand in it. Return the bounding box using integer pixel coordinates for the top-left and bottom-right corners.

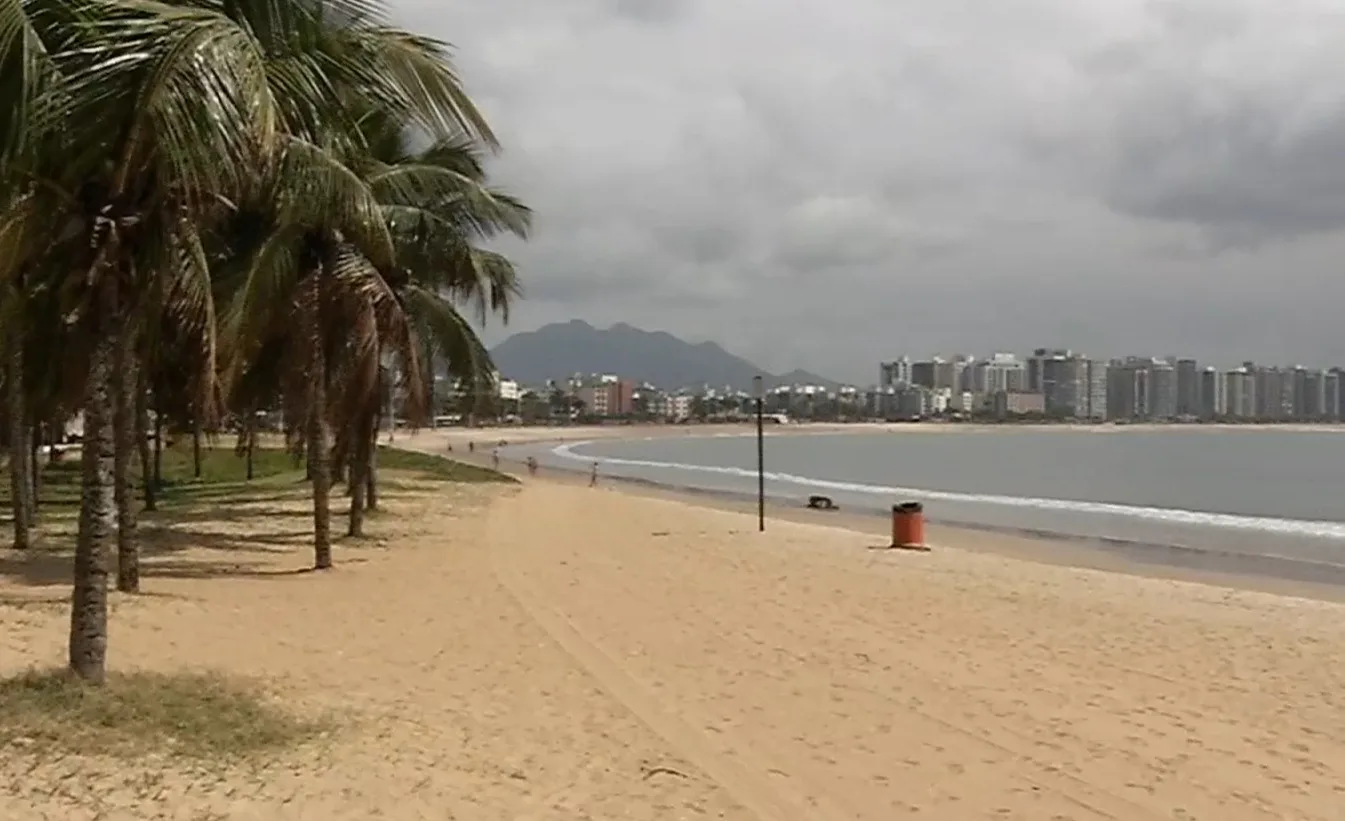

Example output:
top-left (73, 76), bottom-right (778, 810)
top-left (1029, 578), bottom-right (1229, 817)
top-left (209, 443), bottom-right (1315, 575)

top-left (526, 456), bottom-right (538, 476)
top-left (468, 441), bottom-right (475, 453)
top-left (491, 449), bottom-right (500, 471)
top-left (590, 461), bottom-right (599, 487)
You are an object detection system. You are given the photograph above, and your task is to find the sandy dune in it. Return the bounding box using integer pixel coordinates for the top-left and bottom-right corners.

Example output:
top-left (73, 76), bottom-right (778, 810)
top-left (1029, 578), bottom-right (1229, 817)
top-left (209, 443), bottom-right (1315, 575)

top-left (3, 475), bottom-right (1345, 819)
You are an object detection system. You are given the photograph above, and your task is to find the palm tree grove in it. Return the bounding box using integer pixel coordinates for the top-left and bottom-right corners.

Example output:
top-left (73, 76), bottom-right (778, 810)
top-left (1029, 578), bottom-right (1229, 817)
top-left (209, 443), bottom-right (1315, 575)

top-left (0, 0), bottom-right (527, 684)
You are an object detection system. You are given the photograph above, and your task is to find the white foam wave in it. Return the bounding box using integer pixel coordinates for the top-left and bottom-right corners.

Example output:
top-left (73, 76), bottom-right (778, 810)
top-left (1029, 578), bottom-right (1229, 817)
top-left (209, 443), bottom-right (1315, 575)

top-left (551, 441), bottom-right (1345, 540)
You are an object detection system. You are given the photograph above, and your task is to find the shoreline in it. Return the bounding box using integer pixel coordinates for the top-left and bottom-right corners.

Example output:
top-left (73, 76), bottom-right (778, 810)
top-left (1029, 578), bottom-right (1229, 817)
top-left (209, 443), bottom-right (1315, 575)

top-left (392, 432), bottom-right (1345, 605)
top-left (406, 420), bottom-right (1345, 447)
top-left (534, 459), bottom-right (1345, 605)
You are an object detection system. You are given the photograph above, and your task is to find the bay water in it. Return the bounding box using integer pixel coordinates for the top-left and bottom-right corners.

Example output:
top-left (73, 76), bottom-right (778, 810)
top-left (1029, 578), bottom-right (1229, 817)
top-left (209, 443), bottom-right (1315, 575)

top-left (528, 428), bottom-right (1345, 584)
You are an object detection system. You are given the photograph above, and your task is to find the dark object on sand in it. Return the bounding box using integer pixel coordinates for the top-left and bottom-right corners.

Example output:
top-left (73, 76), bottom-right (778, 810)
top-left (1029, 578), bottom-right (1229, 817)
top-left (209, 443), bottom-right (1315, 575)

top-left (806, 495), bottom-right (837, 511)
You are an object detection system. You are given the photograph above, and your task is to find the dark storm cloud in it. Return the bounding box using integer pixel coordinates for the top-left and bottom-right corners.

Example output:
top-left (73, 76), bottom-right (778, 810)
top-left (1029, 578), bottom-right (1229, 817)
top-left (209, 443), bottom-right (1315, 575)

top-left (391, 0), bottom-right (1345, 381)
top-left (1080, 0), bottom-right (1345, 246)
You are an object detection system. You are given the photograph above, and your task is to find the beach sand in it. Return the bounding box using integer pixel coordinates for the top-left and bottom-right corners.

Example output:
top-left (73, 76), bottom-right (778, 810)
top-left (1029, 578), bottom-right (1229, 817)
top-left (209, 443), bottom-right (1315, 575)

top-left (3, 473), bottom-right (1345, 819)
top-left (406, 420), bottom-right (1345, 452)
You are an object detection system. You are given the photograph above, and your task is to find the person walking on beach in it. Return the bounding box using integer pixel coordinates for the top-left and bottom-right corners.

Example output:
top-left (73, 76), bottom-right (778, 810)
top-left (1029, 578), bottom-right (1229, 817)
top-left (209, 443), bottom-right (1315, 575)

top-left (491, 449), bottom-right (500, 471)
top-left (526, 456), bottom-right (538, 476)
top-left (589, 460), bottom-right (599, 487)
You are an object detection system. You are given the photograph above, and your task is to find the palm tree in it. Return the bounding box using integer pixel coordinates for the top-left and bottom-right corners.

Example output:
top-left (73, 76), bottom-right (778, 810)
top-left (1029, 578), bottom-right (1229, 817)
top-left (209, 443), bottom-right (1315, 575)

top-left (0, 0), bottom-right (284, 682)
top-left (0, 0), bottom-right (523, 682)
top-left (213, 0), bottom-right (511, 567)
top-left (333, 124), bottom-right (528, 534)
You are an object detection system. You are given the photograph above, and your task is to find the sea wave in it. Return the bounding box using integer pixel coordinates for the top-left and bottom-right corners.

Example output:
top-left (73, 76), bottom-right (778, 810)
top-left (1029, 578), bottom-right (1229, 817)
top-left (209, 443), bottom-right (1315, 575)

top-left (552, 441), bottom-right (1345, 540)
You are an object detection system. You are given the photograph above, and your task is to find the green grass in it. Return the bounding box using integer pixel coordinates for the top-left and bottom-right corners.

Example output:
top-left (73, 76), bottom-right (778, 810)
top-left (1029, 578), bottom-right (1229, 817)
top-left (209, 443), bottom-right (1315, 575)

top-left (0, 440), bottom-right (511, 517)
top-left (376, 446), bottom-right (516, 484)
top-left (0, 669), bottom-right (326, 762)
top-left (0, 442), bottom-right (298, 514)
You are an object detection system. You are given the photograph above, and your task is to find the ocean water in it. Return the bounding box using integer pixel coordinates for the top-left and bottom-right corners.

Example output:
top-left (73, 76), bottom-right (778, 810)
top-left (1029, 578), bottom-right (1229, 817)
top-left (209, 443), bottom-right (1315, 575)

top-left (518, 428), bottom-right (1345, 584)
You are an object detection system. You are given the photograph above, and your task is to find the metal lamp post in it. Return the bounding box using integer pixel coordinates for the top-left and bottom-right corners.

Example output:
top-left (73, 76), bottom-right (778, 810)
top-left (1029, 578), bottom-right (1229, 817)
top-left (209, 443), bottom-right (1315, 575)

top-left (754, 375), bottom-right (765, 532)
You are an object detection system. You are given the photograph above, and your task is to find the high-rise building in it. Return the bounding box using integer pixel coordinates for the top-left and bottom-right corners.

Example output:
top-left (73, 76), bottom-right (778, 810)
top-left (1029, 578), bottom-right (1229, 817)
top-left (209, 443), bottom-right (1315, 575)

top-left (1225, 368), bottom-right (1256, 419)
top-left (972, 353), bottom-right (1026, 395)
top-left (879, 358), bottom-right (912, 388)
top-left (1106, 357), bottom-right (1174, 420)
top-left (1038, 353), bottom-right (1106, 419)
top-left (1252, 365), bottom-right (1293, 420)
top-left (910, 359), bottom-right (937, 390)
top-left (1296, 368), bottom-right (1328, 420)
top-left (1107, 359), bottom-right (1148, 420)
top-left (934, 358), bottom-right (963, 392)
top-left (1084, 359), bottom-right (1109, 420)
top-left (1199, 367), bottom-right (1227, 419)
top-left (1028, 348), bottom-right (1070, 394)
top-left (1175, 359), bottom-right (1201, 418)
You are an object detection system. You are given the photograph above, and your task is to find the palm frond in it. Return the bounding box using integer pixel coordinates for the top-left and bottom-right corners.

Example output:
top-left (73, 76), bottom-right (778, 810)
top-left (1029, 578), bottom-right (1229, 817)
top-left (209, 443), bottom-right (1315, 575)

top-left (400, 282), bottom-right (492, 387)
top-left (273, 136), bottom-right (393, 268)
top-left (369, 164), bottom-right (531, 238)
top-left (339, 26), bottom-right (497, 148)
top-left (61, 0), bottom-right (280, 207)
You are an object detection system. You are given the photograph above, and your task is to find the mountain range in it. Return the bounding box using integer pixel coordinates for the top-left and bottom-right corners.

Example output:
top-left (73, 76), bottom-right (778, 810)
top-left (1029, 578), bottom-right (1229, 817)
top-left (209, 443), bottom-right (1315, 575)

top-left (488, 320), bottom-right (839, 391)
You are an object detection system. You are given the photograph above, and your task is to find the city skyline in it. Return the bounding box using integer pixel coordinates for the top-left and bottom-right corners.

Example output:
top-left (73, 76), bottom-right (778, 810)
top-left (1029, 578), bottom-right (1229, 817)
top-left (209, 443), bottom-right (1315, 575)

top-left (875, 350), bottom-right (1345, 423)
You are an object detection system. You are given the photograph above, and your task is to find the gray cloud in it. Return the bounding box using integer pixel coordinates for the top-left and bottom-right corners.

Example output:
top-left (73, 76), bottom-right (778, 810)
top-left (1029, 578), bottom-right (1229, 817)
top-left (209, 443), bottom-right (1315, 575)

top-left (394, 0), bottom-right (1345, 382)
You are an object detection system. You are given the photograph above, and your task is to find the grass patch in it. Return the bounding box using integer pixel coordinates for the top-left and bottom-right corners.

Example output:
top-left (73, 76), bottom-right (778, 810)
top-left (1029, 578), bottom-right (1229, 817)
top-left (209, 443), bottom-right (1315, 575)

top-left (157, 441), bottom-right (297, 485)
top-left (0, 669), bottom-right (326, 762)
top-left (377, 446), bottom-right (516, 484)
top-left (1, 441), bottom-right (299, 514)
top-left (0, 440), bottom-right (510, 519)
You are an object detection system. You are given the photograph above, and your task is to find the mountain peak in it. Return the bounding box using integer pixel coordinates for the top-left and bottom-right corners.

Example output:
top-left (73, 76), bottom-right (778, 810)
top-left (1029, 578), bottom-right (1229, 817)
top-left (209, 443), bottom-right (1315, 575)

top-left (489, 320), bottom-right (839, 391)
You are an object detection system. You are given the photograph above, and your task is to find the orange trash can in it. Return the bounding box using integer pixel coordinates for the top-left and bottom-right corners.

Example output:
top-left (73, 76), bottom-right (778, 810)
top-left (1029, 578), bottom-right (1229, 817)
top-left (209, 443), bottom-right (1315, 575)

top-left (891, 501), bottom-right (927, 550)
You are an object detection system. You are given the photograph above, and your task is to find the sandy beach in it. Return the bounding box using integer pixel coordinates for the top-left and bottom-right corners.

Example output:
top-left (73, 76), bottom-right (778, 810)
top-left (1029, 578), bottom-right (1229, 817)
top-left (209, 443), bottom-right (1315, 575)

top-left (3, 463), bottom-right (1345, 819)
top-left (409, 421), bottom-right (1345, 452)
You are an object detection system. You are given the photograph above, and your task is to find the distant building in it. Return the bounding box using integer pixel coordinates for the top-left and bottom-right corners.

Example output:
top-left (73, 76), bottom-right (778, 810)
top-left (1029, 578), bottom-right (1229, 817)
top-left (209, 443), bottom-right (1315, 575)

top-left (578, 379), bottom-right (635, 417)
top-left (1027, 348), bottom-right (1070, 394)
top-left (1199, 368), bottom-right (1227, 419)
top-left (971, 353), bottom-right (1025, 395)
top-left (879, 358), bottom-right (912, 388)
top-left (1175, 359), bottom-right (1201, 418)
top-left (990, 391), bottom-right (1046, 418)
top-left (1035, 352), bottom-right (1105, 419)
top-left (1296, 368), bottom-right (1328, 420)
top-left (1148, 359), bottom-right (1177, 420)
top-left (1225, 368), bottom-right (1256, 419)
top-left (495, 375), bottom-right (521, 403)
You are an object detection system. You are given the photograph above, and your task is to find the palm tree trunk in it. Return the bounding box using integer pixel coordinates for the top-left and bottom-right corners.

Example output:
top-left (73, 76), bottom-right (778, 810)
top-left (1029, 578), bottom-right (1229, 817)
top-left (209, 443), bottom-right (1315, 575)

top-left (309, 387), bottom-right (332, 569)
top-left (29, 417), bottom-right (41, 509)
top-left (365, 435), bottom-right (378, 511)
top-left (70, 278), bottom-right (118, 683)
top-left (112, 327), bottom-right (139, 593)
top-left (332, 450), bottom-right (345, 486)
top-left (191, 418), bottom-right (203, 479)
top-left (136, 381), bottom-right (155, 511)
top-left (7, 335), bottom-right (32, 550)
top-left (152, 397), bottom-right (163, 488)
top-left (308, 276), bottom-right (332, 570)
top-left (347, 421), bottom-right (367, 538)
top-left (245, 414), bottom-right (255, 481)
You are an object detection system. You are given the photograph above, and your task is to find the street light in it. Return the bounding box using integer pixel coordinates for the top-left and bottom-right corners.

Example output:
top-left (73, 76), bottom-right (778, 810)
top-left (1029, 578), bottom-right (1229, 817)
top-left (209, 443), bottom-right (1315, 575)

top-left (753, 375), bottom-right (765, 532)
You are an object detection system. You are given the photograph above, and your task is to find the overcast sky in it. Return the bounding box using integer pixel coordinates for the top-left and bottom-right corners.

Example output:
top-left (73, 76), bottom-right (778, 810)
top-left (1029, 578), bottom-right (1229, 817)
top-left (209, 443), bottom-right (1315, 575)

top-left (395, 0), bottom-right (1345, 383)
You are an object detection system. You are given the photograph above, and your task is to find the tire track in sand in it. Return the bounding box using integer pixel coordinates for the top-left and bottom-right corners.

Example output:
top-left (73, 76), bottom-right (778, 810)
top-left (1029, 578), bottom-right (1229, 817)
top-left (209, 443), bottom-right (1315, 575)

top-left (493, 543), bottom-right (849, 821)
